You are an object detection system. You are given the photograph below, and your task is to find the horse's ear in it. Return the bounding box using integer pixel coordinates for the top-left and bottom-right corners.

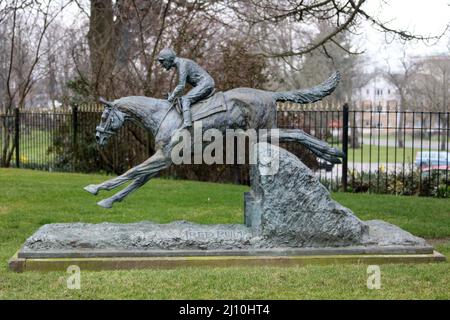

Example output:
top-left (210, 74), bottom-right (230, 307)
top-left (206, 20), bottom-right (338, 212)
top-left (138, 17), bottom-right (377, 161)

top-left (99, 97), bottom-right (113, 108)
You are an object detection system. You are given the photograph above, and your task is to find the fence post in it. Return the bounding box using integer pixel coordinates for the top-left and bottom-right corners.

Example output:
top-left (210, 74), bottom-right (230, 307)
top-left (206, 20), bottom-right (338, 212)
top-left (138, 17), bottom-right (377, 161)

top-left (72, 104), bottom-right (78, 170)
top-left (341, 103), bottom-right (349, 191)
top-left (14, 107), bottom-right (20, 168)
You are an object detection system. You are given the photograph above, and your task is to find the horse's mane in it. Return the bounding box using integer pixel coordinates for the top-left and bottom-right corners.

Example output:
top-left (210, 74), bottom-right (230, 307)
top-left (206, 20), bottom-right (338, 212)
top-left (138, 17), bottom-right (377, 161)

top-left (111, 96), bottom-right (170, 134)
top-left (113, 96), bottom-right (168, 114)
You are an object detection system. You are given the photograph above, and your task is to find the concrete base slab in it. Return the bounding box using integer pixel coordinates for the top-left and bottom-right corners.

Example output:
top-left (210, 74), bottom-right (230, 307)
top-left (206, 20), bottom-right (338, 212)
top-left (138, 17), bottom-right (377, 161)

top-left (18, 245), bottom-right (436, 259)
top-left (9, 250), bottom-right (446, 272)
top-left (11, 218), bottom-right (446, 272)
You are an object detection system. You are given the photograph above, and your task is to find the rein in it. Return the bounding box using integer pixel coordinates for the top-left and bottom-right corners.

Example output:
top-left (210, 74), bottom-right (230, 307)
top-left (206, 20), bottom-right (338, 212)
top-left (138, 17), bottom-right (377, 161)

top-left (154, 99), bottom-right (179, 137)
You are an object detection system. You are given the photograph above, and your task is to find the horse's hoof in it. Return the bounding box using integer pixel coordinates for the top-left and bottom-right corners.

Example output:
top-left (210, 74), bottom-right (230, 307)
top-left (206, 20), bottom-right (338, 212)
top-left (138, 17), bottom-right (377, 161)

top-left (84, 184), bottom-right (99, 195)
top-left (333, 148), bottom-right (345, 158)
top-left (97, 199), bottom-right (113, 209)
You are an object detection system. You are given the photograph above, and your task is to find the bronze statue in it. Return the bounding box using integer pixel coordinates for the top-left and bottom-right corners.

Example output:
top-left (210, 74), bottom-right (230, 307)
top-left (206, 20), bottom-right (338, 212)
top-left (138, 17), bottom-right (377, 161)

top-left (85, 71), bottom-right (343, 208)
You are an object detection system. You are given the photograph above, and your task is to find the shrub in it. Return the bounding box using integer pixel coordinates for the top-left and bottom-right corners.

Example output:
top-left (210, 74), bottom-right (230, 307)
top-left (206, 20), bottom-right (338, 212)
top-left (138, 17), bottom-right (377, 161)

top-left (346, 167), bottom-right (450, 197)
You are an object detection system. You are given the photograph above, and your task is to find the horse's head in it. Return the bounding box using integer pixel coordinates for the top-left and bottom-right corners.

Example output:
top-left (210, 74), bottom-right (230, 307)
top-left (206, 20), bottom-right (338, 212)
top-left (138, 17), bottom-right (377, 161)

top-left (96, 98), bottom-right (126, 146)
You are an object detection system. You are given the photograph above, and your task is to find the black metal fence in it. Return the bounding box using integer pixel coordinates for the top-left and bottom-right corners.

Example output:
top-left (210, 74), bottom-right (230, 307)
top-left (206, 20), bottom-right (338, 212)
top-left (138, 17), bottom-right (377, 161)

top-left (1, 103), bottom-right (449, 197)
top-left (277, 103), bottom-right (450, 197)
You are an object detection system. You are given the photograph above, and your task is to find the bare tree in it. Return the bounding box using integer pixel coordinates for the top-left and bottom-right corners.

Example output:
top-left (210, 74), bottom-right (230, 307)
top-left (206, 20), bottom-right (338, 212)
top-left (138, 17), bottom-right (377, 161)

top-left (222, 0), bottom-right (445, 59)
top-left (68, 0), bottom-right (269, 100)
top-left (385, 49), bottom-right (419, 148)
top-left (413, 54), bottom-right (450, 150)
top-left (0, 0), bottom-right (71, 167)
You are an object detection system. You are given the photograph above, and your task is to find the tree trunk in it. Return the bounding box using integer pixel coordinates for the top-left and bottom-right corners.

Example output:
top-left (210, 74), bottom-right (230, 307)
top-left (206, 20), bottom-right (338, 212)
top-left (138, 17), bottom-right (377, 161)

top-left (0, 114), bottom-right (16, 168)
top-left (87, 0), bottom-right (116, 98)
top-left (47, 52), bottom-right (57, 108)
top-left (349, 111), bottom-right (360, 148)
top-left (1, 123), bottom-right (9, 167)
top-left (442, 113), bottom-right (449, 151)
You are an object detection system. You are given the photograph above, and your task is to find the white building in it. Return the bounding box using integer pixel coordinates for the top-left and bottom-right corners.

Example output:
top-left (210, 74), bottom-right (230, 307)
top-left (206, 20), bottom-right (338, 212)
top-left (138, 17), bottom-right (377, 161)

top-left (353, 74), bottom-right (399, 112)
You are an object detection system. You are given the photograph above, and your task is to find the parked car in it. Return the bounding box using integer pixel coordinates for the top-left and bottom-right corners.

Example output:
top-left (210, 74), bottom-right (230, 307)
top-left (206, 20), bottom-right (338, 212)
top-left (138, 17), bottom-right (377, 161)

top-left (318, 160), bottom-right (334, 172)
top-left (415, 151), bottom-right (450, 171)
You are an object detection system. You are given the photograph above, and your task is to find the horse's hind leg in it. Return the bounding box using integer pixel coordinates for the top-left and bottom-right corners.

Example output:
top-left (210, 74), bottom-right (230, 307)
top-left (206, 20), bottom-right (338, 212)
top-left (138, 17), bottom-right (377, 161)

top-left (84, 150), bottom-right (168, 195)
top-left (278, 128), bottom-right (345, 163)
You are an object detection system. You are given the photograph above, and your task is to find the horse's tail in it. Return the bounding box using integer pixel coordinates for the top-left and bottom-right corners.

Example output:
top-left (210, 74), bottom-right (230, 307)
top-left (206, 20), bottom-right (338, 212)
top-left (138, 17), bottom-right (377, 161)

top-left (272, 71), bottom-right (340, 104)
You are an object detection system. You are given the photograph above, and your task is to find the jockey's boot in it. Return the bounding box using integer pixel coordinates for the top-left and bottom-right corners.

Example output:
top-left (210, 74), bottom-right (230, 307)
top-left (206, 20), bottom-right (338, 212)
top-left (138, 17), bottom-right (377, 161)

top-left (182, 101), bottom-right (192, 129)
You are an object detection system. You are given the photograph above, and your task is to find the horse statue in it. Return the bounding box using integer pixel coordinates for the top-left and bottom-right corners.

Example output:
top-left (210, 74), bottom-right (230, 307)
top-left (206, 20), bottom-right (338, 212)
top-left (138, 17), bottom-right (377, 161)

top-left (84, 72), bottom-right (344, 208)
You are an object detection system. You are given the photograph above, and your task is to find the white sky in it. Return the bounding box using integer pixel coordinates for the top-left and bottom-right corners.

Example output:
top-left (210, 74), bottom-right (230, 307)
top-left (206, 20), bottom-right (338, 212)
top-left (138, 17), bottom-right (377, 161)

top-left (360, 0), bottom-right (450, 71)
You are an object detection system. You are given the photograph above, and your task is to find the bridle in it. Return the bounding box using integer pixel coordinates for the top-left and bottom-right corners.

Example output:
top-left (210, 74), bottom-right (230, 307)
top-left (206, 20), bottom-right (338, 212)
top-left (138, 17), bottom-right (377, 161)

top-left (96, 106), bottom-right (121, 136)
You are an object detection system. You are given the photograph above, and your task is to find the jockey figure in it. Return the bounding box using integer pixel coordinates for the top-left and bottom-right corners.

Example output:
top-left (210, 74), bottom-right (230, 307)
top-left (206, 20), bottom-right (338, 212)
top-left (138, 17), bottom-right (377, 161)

top-left (157, 48), bottom-right (215, 129)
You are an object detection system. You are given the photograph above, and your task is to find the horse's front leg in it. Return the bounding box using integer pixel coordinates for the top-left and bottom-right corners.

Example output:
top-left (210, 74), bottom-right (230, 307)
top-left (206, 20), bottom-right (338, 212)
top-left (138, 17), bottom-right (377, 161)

top-left (96, 173), bottom-right (153, 208)
top-left (95, 153), bottom-right (171, 208)
top-left (84, 150), bottom-right (168, 195)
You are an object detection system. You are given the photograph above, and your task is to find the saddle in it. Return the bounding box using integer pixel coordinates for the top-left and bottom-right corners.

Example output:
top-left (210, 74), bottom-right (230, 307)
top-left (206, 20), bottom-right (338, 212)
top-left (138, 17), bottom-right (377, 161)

top-left (189, 92), bottom-right (227, 121)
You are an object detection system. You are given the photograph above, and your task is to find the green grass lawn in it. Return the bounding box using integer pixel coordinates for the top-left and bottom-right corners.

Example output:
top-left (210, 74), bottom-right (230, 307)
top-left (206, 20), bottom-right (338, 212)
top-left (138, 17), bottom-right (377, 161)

top-left (347, 145), bottom-right (417, 165)
top-left (362, 133), bottom-right (445, 144)
top-left (0, 168), bottom-right (449, 299)
top-left (331, 143), bottom-right (438, 165)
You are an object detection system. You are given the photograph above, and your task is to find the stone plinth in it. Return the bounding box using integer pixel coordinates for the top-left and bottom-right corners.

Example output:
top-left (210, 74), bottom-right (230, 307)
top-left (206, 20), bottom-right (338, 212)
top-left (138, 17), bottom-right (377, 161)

top-left (12, 142), bottom-right (443, 272)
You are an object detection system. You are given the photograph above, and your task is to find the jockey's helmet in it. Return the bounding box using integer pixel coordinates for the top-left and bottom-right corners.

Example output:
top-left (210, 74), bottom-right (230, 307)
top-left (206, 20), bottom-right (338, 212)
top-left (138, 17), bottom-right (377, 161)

top-left (157, 48), bottom-right (176, 70)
